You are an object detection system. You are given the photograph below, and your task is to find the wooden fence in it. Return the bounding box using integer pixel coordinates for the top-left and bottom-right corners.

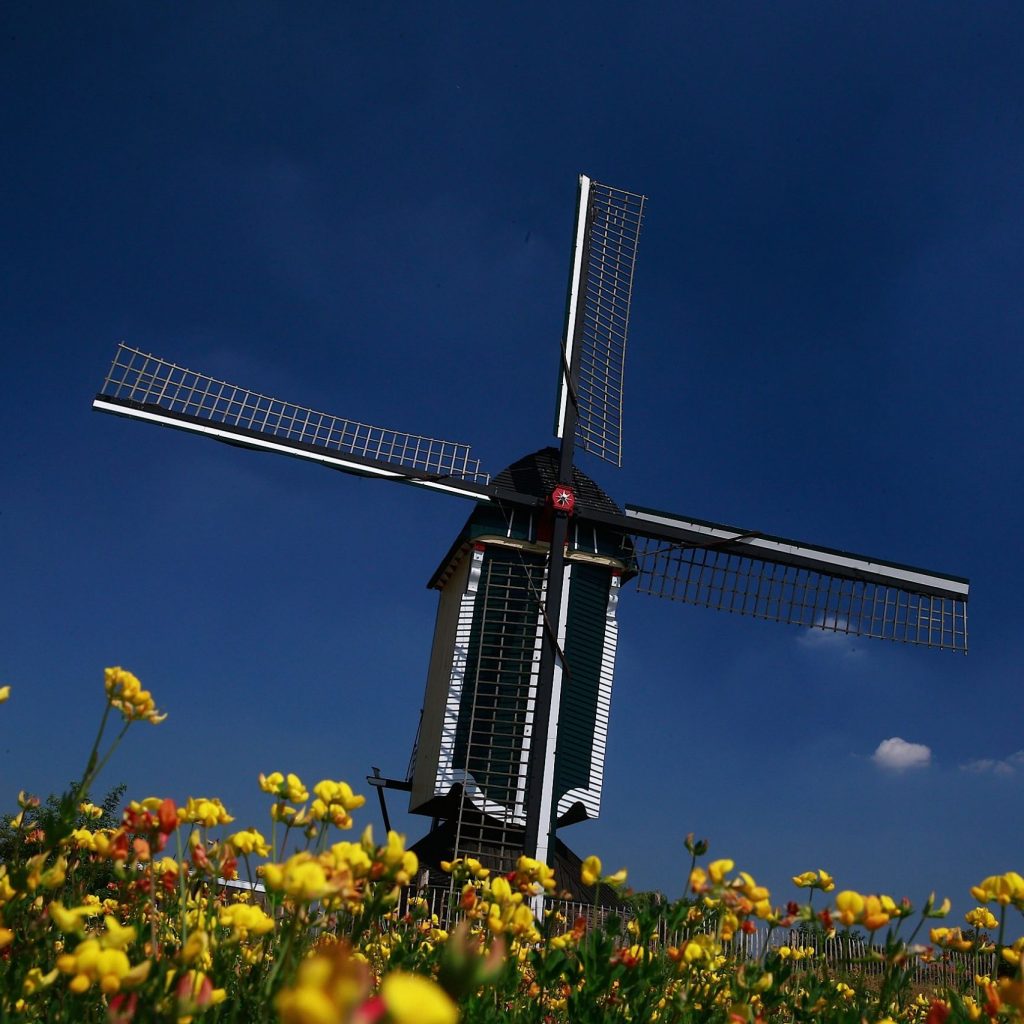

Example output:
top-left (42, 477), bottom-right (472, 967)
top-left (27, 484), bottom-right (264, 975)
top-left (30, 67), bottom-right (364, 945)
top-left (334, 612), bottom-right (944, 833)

top-left (407, 885), bottom-right (994, 986)
top-left (221, 878), bottom-right (994, 987)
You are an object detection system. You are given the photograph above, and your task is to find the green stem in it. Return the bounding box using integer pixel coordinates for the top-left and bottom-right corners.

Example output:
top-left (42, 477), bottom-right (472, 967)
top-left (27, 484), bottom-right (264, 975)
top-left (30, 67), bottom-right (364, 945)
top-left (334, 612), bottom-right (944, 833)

top-left (149, 856), bottom-right (158, 957)
top-left (77, 701), bottom-right (113, 799)
top-left (278, 822), bottom-right (294, 862)
top-left (176, 824), bottom-right (188, 949)
top-left (263, 909), bottom-right (302, 997)
top-left (905, 901), bottom-right (928, 948)
top-left (83, 722), bottom-right (131, 794)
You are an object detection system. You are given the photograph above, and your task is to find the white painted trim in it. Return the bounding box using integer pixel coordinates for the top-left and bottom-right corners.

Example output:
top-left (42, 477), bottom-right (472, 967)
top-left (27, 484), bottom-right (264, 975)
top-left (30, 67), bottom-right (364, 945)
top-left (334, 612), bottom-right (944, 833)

top-left (555, 175), bottom-right (591, 440)
top-left (93, 399), bottom-right (406, 479)
top-left (625, 507), bottom-right (969, 597)
top-left (435, 550), bottom-right (481, 801)
top-left (409, 479), bottom-right (491, 501)
top-left (433, 545), bottom-right (541, 828)
top-left (516, 578), bottom-right (548, 822)
top-left (534, 563), bottom-right (572, 869)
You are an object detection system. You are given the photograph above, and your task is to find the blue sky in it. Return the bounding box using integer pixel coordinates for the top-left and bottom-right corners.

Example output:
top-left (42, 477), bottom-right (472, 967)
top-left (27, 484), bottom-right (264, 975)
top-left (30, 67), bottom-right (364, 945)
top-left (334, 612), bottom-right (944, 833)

top-left (3, 3), bottom-right (1023, 922)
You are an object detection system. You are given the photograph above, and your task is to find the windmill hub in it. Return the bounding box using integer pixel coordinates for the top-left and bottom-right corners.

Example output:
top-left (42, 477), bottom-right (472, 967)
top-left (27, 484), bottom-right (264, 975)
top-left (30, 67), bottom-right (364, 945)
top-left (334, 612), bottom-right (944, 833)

top-left (549, 484), bottom-right (576, 515)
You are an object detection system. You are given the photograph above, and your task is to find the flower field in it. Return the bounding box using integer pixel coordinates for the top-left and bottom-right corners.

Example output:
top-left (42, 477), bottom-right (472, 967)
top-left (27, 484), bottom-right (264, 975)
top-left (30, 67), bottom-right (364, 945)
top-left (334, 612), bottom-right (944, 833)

top-left (1, 672), bottom-right (1022, 1022)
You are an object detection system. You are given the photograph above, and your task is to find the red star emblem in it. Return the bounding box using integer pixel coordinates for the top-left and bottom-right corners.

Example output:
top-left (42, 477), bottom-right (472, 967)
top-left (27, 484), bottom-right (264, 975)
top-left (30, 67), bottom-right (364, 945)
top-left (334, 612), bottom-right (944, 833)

top-left (550, 485), bottom-right (576, 514)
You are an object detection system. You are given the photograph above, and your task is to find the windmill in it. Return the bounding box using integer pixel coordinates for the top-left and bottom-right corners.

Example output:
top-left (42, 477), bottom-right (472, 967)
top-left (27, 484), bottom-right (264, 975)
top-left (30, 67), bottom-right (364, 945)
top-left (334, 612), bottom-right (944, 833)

top-left (93, 175), bottom-right (969, 894)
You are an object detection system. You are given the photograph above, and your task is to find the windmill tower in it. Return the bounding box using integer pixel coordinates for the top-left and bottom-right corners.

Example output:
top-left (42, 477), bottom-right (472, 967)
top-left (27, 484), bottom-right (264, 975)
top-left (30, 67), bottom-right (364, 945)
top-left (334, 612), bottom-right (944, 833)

top-left (405, 448), bottom-right (633, 881)
top-left (93, 175), bottom-right (969, 890)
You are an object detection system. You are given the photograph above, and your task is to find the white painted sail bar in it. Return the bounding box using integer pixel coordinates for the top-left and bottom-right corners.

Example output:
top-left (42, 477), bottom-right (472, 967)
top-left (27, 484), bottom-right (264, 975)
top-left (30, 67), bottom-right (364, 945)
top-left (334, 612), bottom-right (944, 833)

top-left (94, 397), bottom-right (493, 502)
top-left (92, 398), bottom-right (405, 478)
top-left (625, 506), bottom-right (969, 599)
top-left (554, 175), bottom-right (646, 467)
top-left (554, 174), bottom-right (591, 442)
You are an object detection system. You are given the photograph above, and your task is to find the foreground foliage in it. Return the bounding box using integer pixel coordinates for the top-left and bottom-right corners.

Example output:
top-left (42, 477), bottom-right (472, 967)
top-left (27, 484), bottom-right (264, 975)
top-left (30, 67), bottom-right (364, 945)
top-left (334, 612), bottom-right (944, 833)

top-left (0, 673), bottom-right (1022, 1022)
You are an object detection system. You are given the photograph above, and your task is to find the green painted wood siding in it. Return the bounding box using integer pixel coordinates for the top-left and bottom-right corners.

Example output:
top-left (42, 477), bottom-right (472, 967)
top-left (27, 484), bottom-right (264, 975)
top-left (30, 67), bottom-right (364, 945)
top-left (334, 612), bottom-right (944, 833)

top-left (553, 563), bottom-right (611, 808)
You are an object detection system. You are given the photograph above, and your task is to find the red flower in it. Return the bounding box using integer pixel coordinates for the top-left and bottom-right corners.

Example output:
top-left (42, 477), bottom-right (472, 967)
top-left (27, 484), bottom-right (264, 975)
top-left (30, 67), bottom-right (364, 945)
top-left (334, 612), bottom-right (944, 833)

top-left (107, 992), bottom-right (138, 1023)
top-left (158, 798), bottom-right (177, 836)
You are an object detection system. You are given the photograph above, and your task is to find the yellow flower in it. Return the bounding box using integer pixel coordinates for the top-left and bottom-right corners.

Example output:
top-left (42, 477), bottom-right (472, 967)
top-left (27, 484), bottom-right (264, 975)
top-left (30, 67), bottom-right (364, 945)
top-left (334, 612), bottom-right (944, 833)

top-left (966, 906), bottom-right (999, 930)
top-left (605, 868), bottom-right (629, 889)
top-left (688, 866), bottom-right (708, 892)
top-left (708, 859), bottom-right (734, 884)
top-left (735, 871), bottom-right (769, 902)
top-left (381, 972), bottom-right (458, 1024)
top-left (101, 916), bottom-right (136, 951)
top-left (22, 967), bottom-right (59, 995)
top-left (228, 829), bottom-right (271, 857)
top-left (998, 979), bottom-right (1024, 1011)
top-left (329, 840), bottom-right (373, 877)
top-left (262, 853), bottom-right (337, 902)
top-left (259, 771), bottom-right (284, 794)
top-left (103, 667), bottom-right (166, 724)
top-left (276, 944), bottom-right (370, 1024)
top-left (56, 938), bottom-right (151, 995)
top-left (999, 938), bottom-right (1024, 968)
top-left (441, 857), bottom-right (490, 881)
top-left (792, 869), bottom-right (835, 892)
top-left (581, 856), bottom-right (602, 888)
top-left (178, 797), bottom-right (233, 828)
top-left (312, 780), bottom-right (366, 812)
top-left (218, 903), bottom-right (275, 942)
top-left (513, 855), bottom-right (556, 894)
top-left (489, 876), bottom-right (515, 906)
top-left (923, 892), bottom-right (952, 918)
top-left (834, 890), bottom-right (864, 926)
top-left (930, 927), bottom-right (973, 952)
top-left (260, 772), bottom-right (309, 803)
top-left (971, 872), bottom-right (1024, 909)
top-left (25, 853), bottom-right (67, 892)
top-left (181, 929), bottom-right (210, 967)
top-left (580, 855), bottom-right (625, 890)
top-left (48, 901), bottom-right (98, 935)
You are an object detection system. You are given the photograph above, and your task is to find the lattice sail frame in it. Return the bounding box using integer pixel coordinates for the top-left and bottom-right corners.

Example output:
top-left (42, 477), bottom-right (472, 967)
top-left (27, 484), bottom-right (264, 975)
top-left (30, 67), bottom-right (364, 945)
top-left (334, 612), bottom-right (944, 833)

top-left (631, 535), bottom-right (968, 652)
top-left (96, 344), bottom-right (490, 484)
top-left (556, 177), bottom-right (646, 467)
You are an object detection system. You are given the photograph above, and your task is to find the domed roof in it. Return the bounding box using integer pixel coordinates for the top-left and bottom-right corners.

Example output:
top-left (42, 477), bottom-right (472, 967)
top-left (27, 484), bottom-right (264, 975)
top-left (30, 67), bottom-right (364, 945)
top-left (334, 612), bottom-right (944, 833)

top-left (491, 447), bottom-right (622, 517)
top-left (426, 448), bottom-right (630, 590)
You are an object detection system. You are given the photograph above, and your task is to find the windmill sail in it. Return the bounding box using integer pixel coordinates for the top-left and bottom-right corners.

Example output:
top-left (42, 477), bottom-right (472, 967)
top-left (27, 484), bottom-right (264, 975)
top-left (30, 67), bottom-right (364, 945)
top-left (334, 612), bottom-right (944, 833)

top-left (623, 505), bottom-right (969, 652)
top-left (94, 344), bottom-right (492, 496)
top-left (555, 177), bottom-right (646, 468)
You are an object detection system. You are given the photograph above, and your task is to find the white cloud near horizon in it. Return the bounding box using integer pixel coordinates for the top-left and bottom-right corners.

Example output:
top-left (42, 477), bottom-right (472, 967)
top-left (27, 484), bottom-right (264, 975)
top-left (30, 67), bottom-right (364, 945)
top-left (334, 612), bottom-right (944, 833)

top-left (960, 750), bottom-right (1024, 776)
top-left (872, 737), bottom-right (932, 771)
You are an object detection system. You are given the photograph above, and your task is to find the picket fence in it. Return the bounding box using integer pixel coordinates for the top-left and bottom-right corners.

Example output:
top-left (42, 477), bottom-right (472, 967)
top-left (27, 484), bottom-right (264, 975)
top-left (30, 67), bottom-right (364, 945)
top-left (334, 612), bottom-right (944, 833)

top-left (221, 878), bottom-right (994, 987)
top-left (407, 884), bottom-right (995, 987)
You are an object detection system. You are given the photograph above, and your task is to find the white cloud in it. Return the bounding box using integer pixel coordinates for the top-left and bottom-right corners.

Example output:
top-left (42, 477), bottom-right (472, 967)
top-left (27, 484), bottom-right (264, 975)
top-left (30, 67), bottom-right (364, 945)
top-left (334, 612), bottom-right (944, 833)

top-left (960, 751), bottom-right (1024, 776)
top-left (797, 616), bottom-right (863, 657)
top-left (872, 737), bottom-right (932, 771)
